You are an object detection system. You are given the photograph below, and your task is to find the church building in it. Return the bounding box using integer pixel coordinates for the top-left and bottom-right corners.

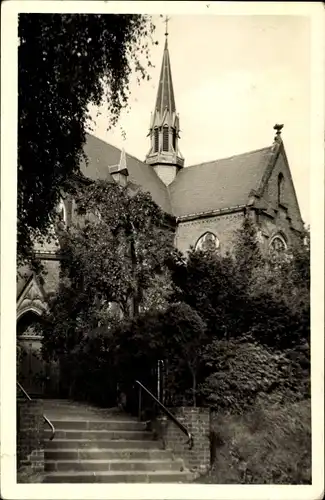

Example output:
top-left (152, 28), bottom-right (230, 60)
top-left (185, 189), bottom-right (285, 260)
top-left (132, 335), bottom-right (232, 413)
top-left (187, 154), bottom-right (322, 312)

top-left (17, 29), bottom-right (305, 395)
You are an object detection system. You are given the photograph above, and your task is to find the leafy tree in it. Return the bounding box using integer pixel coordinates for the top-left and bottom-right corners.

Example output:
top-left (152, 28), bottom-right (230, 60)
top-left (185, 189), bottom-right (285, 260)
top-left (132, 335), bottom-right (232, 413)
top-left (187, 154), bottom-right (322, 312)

top-left (18, 14), bottom-right (156, 263)
top-left (168, 247), bottom-right (247, 340)
top-left (161, 302), bottom-right (207, 407)
top-left (246, 226), bottom-right (310, 350)
top-left (40, 179), bottom-right (175, 361)
top-left (232, 215), bottom-right (264, 290)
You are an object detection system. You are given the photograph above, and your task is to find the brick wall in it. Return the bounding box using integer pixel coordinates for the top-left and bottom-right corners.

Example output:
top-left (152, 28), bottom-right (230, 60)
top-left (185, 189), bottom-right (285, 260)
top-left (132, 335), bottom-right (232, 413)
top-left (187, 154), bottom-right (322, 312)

top-left (262, 150), bottom-right (304, 232)
top-left (17, 399), bottom-right (45, 474)
top-left (157, 407), bottom-right (211, 475)
top-left (175, 212), bottom-right (244, 256)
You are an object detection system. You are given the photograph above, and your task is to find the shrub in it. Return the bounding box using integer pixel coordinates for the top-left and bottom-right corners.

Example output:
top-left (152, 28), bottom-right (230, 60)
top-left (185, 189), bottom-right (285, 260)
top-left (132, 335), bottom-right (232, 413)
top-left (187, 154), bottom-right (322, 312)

top-left (203, 399), bottom-right (311, 484)
top-left (199, 338), bottom-right (310, 414)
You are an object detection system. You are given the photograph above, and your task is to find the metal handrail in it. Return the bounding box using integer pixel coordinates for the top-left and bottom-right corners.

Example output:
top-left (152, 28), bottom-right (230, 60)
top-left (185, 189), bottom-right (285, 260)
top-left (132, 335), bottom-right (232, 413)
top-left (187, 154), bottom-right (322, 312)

top-left (135, 379), bottom-right (193, 450)
top-left (16, 381), bottom-right (55, 441)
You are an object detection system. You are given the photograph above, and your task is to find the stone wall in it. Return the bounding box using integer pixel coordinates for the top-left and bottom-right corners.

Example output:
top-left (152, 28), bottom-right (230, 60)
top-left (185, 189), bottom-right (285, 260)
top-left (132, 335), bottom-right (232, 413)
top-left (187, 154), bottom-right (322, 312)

top-left (41, 259), bottom-right (61, 297)
top-left (157, 407), bottom-right (211, 475)
top-left (17, 399), bottom-right (45, 476)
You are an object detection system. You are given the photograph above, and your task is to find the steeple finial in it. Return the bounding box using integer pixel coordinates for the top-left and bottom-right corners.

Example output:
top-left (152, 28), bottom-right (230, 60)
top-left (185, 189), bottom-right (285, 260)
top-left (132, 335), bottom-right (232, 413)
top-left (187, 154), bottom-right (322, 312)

top-left (164, 15), bottom-right (170, 38)
top-left (273, 123), bottom-right (284, 142)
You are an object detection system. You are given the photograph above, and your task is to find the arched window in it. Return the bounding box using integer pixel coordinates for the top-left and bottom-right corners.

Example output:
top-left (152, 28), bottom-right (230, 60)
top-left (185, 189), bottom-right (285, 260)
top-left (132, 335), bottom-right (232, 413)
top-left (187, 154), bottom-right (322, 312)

top-left (57, 198), bottom-right (67, 224)
top-left (269, 234), bottom-right (287, 254)
top-left (195, 232), bottom-right (220, 252)
top-left (94, 209), bottom-right (102, 221)
top-left (277, 173), bottom-right (284, 205)
top-left (163, 126), bottom-right (169, 152)
top-left (154, 128), bottom-right (159, 152)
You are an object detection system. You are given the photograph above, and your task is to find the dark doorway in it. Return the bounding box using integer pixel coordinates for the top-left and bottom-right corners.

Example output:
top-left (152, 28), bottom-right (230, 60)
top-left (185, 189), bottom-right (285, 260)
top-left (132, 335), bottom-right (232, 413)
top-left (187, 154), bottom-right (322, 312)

top-left (17, 311), bottom-right (50, 397)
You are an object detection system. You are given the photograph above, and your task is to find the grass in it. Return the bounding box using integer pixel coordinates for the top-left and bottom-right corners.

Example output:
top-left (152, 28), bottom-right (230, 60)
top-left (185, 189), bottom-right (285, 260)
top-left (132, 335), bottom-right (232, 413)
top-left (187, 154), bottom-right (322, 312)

top-left (195, 398), bottom-right (311, 484)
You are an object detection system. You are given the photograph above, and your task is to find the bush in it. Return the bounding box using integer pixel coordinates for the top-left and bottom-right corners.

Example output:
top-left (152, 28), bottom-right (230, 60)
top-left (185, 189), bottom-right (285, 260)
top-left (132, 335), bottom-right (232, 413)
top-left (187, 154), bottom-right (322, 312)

top-left (51, 309), bottom-right (166, 408)
top-left (201, 399), bottom-right (311, 484)
top-left (199, 338), bottom-right (310, 414)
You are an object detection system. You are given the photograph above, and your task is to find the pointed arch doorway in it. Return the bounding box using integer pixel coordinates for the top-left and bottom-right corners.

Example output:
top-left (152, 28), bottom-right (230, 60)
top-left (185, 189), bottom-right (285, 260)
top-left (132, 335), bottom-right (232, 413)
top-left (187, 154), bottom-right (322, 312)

top-left (17, 309), bottom-right (46, 396)
top-left (17, 309), bottom-right (59, 398)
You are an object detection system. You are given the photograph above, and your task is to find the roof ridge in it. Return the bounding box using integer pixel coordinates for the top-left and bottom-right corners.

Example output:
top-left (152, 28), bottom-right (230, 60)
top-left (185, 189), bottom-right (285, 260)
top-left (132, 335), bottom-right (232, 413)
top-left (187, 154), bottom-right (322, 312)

top-left (185, 146), bottom-right (272, 171)
top-left (87, 133), bottom-right (145, 166)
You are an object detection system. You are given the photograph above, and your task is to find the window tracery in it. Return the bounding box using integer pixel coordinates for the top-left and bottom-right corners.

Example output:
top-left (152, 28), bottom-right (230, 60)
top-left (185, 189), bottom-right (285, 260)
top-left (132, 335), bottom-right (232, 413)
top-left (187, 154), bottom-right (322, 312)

top-left (195, 232), bottom-right (220, 252)
top-left (269, 234), bottom-right (287, 254)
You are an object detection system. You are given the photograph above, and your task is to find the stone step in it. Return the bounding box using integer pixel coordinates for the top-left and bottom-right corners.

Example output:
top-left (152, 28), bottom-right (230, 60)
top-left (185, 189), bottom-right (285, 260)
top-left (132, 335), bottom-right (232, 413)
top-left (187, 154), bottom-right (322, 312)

top-left (45, 429), bottom-right (150, 441)
top-left (45, 412), bottom-right (129, 421)
top-left (48, 429), bottom-right (153, 441)
top-left (45, 448), bottom-right (173, 461)
top-left (43, 402), bottom-right (122, 412)
top-left (43, 404), bottom-right (125, 416)
top-left (43, 406), bottom-right (126, 414)
top-left (46, 439), bottom-right (163, 450)
top-left (45, 458), bottom-right (184, 472)
top-left (43, 470), bottom-right (192, 483)
top-left (49, 419), bottom-right (147, 432)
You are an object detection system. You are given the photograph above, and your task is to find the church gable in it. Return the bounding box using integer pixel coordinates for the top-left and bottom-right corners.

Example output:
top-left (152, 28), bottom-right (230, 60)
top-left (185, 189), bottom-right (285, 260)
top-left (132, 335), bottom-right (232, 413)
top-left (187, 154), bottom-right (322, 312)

top-left (17, 274), bottom-right (48, 320)
top-left (256, 144), bottom-right (304, 234)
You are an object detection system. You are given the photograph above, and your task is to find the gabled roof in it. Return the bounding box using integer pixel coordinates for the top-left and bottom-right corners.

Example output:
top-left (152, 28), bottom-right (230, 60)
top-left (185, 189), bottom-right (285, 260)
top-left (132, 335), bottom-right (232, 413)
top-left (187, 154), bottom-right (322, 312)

top-left (80, 134), bottom-right (300, 225)
top-left (168, 147), bottom-right (272, 218)
top-left (80, 134), bottom-right (173, 215)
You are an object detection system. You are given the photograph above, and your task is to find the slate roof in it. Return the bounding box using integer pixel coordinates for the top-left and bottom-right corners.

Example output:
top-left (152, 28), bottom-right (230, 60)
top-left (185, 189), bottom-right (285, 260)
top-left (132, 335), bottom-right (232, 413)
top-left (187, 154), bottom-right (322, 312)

top-left (81, 134), bottom-right (275, 220)
top-left (81, 134), bottom-right (173, 215)
top-left (168, 147), bottom-right (272, 218)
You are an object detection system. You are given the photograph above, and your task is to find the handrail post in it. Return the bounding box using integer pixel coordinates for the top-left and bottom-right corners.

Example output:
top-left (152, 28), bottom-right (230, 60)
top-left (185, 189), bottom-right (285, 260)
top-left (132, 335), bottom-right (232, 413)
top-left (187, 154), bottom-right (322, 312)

top-left (138, 384), bottom-right (142, 421)
top-left (135, 379), bottom-right (193, 450)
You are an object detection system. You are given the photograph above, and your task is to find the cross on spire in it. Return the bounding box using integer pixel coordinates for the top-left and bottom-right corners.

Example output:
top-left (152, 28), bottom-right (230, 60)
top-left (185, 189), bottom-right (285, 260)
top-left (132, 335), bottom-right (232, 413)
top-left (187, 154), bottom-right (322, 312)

top-left (164, 15), bottom-right (170, 37)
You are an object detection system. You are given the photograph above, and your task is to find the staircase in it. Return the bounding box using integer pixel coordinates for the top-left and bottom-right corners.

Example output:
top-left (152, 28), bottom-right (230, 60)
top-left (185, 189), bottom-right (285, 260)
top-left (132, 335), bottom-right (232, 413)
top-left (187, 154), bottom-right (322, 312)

top-left (43, 400), bottom-right (193, 483)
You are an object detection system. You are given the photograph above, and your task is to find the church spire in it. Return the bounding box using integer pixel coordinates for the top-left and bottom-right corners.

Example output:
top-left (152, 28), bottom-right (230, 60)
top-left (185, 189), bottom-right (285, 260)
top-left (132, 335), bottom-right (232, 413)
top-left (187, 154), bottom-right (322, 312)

top-left (154, 17), bottom-right (176, 115)
top-left (145, 16), bottom-right (184, 186)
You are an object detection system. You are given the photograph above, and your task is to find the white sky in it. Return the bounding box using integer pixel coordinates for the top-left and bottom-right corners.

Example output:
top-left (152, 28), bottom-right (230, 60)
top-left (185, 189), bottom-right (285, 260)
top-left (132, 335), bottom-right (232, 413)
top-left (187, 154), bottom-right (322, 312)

top-left (89, 14), bottom-right (311, 224)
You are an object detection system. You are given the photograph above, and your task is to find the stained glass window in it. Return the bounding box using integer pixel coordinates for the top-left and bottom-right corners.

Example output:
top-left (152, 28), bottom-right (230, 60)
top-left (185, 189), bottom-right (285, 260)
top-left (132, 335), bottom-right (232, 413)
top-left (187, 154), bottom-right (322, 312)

top-left (269, 235), bottom-right (287, 254)
top-left (195, 232), bottom-right (220, 252)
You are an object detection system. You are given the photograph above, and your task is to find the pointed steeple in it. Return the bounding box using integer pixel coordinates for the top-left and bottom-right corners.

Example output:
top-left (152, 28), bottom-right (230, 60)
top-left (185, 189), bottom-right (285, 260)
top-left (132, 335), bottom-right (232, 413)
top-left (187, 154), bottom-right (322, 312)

top-left (154, 35), bottom-right (176, 115)
top-left (145, 17), bottom-right (184, 186)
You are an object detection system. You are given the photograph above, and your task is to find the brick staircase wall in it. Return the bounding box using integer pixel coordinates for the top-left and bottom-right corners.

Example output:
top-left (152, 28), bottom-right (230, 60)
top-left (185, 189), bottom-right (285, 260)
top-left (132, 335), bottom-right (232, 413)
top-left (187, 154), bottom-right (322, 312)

top-left (17, 399), bottom-right (45, 476)
top-left (157, 407), bottom-right (211, 476)
top-left (16, 399), bottom-right (211, 483)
